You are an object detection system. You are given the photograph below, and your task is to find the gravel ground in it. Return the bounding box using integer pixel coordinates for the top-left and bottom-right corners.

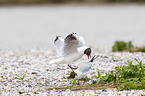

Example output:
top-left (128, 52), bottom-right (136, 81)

top-left (0, 47), bottom-right (145, 95)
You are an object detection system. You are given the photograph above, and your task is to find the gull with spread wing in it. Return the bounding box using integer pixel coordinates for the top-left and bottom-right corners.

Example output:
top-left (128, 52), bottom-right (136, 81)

top-left (49, 33), bottom-right (91, 64)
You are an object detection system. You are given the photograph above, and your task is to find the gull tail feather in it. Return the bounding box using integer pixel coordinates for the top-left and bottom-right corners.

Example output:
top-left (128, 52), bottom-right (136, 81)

top-left (48, 57), bottom-right (63, 64)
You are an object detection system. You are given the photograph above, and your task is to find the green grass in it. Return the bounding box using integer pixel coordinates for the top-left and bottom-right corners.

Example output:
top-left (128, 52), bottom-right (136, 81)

top-left (93, 60), bottom-right (145, 90)
top-left (15, 75), bottom-right (25, 81)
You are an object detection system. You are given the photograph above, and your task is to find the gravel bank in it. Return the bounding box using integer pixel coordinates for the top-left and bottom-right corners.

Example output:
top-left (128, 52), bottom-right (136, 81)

top-left (0, 47), bottom-right (145, 95)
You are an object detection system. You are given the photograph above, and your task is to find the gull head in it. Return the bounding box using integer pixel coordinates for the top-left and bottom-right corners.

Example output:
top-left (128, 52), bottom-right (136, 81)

top-left (84, 48), bottom-right (91, 59)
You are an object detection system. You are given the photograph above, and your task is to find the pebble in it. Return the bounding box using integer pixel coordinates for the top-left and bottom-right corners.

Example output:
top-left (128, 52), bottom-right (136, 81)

top-left (0, 47), bottom-right (145, 95)
top-left (102, 89), bottom-right (107, 92)
top-left (28, 84), bottom-right (32, 87)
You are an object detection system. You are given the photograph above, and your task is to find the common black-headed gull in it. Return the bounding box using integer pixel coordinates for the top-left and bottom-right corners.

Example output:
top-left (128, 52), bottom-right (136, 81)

top-left (68, 55), bottom-right (99, 84)
top-left (49, 33), bottom-right (91, 64)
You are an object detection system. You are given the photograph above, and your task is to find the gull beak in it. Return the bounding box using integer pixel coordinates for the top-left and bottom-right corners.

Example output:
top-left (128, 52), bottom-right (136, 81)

top-left (87, 54), bottom-right (91, 59)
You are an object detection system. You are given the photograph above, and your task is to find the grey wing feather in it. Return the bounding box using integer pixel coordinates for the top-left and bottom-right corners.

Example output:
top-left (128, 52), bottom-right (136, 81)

top-left (54, 36), bottom-right (64, 56)
top-left (76, 63), bottom-right (92, 73)
top-left (63, 33), bottom-right (79, 56)
top-left (78, 36), bottom-right (86, 47)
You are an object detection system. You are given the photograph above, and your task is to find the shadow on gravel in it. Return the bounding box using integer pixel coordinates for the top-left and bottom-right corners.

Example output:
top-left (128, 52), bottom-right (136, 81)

top-left (47, 82), bottom-right (115, 92)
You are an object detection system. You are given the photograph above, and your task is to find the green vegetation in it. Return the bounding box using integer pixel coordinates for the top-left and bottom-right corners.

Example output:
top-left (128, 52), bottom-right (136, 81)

top-left (135, 46), bottom-right (145, 52)
top-left (58, 60), bottom-right (145, 92)
top-left (95, 60), bottom-right (145, 90)
top-left (0, 0), bottom-right (145, 5)
top-left (69, 76), bottom-right (91, 85)
top-left (112, 41), bottom-right (134, 52)
top-left (112, 40), bottom-right (145, 52)
top-left (15, 75), bottom-right (25, 81)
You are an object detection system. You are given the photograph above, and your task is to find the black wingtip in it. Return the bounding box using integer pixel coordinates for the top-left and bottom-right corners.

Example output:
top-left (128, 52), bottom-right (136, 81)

top-left (54, 36), bottom-right (61, 43)
top-left (89, 56), bottom-right (96, 62)
top-left (72, 32), bottom-right (77, 34)
top-left (65, 33), bottom-right (77, 41)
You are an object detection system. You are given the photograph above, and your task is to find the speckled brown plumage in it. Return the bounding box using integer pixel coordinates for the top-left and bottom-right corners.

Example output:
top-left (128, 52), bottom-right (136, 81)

top-left (68, 71), bottom-right (77, 79)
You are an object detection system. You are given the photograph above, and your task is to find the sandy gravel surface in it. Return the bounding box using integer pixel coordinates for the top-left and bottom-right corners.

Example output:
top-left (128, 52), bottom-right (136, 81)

top-left (0, 47), bottom-right (145, 95)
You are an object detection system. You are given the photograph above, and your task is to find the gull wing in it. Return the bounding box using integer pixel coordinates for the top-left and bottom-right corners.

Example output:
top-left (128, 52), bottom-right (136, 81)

top-left (54, 36), bottom-right (64, 56)
top-left (76, 63), bottom-right (92, 73)
top-left (75, 56), bottom-right (97, 72)
top-left (78, 36), bottom-right (86, 47)
top-left (63, 33), bottom-right (79, 56)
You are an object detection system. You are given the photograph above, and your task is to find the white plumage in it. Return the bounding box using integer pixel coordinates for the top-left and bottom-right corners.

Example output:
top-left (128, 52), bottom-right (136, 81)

top-left (68, 55), bottom-right (99, 80)
top-left (49, 33), bottom-right (91, 64)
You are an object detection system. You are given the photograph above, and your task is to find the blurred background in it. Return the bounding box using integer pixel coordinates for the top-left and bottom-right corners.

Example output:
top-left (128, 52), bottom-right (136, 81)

top-left (0, 0), bottom-right (145, 49)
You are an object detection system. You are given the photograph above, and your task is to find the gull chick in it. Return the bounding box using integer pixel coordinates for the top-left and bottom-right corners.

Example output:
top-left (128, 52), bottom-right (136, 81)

top-left (49, 33), bottom-right (91, 64)
top-left (68, 55), bottom-right (99, 84)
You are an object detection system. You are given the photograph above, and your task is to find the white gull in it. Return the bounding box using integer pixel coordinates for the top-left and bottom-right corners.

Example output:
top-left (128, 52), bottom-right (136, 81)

top-left (49, 33), bottom-right (91, 64)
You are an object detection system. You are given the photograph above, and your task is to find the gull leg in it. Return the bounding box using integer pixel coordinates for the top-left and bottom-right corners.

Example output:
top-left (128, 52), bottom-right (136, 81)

top-left (68, 64), bottom-right (75, 72)
top-left (77, 80), bottom-right (80, 85)
top-left (68, 64), bottom-right (77, 69)
top-left (83, 78), bottom-right (86, 85)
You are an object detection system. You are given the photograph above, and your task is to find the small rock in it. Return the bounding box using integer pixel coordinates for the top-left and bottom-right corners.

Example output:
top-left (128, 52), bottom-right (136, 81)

top-left (19, 91), bottom-right (24, 94)
top-left (32, 72), bottom-right (38, 74)
top-left (102, 89), bottom-right (107, 92)
top-left (28, 84), bottom-right (32, 87)
top-left (34, 92), bottom-right (39, 94)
